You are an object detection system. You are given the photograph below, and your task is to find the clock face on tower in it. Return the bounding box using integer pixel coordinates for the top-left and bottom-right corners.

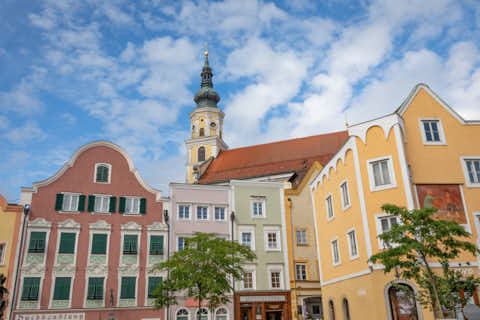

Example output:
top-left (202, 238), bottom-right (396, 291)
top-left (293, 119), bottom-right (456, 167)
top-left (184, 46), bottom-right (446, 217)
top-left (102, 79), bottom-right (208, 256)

top-left (210, 122), bottom-right (216, 128)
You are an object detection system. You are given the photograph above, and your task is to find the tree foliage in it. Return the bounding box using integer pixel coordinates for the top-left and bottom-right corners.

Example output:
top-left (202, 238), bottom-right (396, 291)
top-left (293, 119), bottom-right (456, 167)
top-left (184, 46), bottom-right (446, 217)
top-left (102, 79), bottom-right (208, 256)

top-left (369, 204), bottom-right (480, 318)
top-left (0, 274), bottom-right (7, 320)
top-left (151, 233), bottom-right (256, 312)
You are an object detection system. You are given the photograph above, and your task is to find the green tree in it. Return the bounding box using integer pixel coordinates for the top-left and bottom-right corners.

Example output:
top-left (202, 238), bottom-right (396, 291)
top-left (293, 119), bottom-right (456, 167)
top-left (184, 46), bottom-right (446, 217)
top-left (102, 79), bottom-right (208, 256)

top-left (0, 274), bottom-right (7, 320)
top-left (152, 233), bottom-right (256, 316)
top-left (369, 204), bottom-right (480, 319)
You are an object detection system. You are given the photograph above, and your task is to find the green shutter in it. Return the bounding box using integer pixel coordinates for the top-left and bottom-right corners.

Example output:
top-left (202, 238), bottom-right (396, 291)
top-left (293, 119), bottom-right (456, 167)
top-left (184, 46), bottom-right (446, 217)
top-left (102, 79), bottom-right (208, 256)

top-left (21, 277), bottom-right (40, 301)
top-left (149, 235), bottom-right (164, 255)
top-left (55, 194), bottom-right (64, 211)
top-left (120, 277), bottom-right (136, 299)
top-left (87, 277), bottom-right (104, 300)
top-left (91, 234), bottom-right (107, 254)
top-left (140, 198), bottom-right (147, 214)
top-left (59, 233), bottom-right (76, 254)
top-left (78, 195), bottom-right (86, 212)
top-left (123, 235), bottom-right (138, 254)
top-left (53, 277), bottom-right (71, 300)
top-left (28, 232), bottom-right (46, 253)
top-left (119, 197), bottom-right (126, 213)
top-left (87, 195), bottom-right (95, 212)
top-left (109, 196), bottom-right (116, 213)
top-left (148, 277), bottom-right (162, 298)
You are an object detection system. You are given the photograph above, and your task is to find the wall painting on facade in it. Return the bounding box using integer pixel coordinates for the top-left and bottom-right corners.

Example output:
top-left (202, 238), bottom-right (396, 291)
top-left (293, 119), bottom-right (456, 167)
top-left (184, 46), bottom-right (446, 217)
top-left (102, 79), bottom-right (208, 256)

top-left (416, 184), bottom-right (467, 224)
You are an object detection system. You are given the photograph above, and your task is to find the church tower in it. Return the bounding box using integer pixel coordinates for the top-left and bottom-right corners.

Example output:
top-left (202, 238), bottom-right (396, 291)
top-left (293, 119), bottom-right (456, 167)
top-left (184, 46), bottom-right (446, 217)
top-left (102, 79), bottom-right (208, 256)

top-left (185, 50), bottom-right (228, 183)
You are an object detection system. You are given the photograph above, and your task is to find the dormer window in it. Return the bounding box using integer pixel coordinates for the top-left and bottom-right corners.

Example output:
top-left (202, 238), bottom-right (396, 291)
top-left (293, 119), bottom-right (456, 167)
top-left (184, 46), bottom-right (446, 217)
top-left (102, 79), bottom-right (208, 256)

top-left (419, 119), bottom-right (446, 145)
top-left (95, 163), bottom-right (111, 184)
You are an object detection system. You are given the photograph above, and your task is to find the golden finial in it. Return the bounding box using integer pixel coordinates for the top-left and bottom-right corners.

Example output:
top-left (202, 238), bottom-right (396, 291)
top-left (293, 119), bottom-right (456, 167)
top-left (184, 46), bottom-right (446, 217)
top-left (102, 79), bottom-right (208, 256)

top-left (204, 41), bottom-right (209, 57)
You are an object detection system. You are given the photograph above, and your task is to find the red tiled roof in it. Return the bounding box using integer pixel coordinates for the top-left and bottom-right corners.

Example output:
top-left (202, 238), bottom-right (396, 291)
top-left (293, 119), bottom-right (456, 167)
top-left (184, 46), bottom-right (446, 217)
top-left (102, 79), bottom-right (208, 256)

top-left (198, 131), bottom-right (349, 184)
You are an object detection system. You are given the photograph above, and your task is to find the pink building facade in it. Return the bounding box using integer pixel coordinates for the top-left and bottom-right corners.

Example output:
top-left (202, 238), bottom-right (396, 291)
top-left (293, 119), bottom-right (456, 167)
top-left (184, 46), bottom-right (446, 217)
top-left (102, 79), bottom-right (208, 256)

top-left (14, 141), bottom-right (168, 320)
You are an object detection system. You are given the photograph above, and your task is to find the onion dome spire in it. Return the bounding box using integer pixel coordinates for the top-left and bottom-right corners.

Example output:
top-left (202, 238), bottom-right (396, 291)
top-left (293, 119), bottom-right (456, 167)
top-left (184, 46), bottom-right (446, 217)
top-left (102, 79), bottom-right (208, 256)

top-left (194, 50), bottom-right (220, 108)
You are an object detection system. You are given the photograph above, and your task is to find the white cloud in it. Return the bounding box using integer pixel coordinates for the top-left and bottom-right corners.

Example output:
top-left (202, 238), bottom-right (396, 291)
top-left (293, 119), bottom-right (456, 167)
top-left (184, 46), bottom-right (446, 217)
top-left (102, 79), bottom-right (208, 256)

top-left (3, 121), bottom-right (47, 145)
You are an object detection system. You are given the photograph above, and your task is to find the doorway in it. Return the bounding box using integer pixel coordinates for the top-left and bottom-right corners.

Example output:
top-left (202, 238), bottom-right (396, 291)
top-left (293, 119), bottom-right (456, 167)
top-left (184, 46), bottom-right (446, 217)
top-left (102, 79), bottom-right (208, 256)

top-left (266, 311), bottom-right (282, 320)
top-left (388, 284), bottom-right (419, 320)
top-left (241, 308), bottom-right (251, 320)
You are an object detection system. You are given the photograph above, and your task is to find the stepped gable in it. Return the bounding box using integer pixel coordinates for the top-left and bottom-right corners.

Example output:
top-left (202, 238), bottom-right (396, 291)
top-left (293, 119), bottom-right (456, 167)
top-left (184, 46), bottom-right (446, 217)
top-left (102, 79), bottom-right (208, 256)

top-left (198, 130), bottom-right (349, 183)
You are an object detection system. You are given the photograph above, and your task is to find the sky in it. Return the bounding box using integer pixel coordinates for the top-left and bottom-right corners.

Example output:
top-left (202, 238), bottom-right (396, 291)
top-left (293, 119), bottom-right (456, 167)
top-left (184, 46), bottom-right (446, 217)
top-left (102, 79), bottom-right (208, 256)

top-left (1, 0), bottom-right (480, 202)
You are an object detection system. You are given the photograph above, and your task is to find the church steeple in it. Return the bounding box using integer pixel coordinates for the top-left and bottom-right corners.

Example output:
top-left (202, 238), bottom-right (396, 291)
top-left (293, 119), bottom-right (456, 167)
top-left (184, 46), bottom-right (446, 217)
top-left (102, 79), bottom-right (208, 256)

top-left (194, 51), bottom-right (220, 108)
top-left (185, 50), bottom-right (228, 184)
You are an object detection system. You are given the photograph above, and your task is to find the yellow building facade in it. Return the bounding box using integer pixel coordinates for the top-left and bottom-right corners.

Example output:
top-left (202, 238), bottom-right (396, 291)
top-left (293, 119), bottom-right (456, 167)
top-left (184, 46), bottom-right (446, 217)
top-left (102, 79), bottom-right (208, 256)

top-left (0, 194), bottom-right (23, 318)
top-left (310, 84), bottom-right (480, 320)
top-left (285, 163), bottom-right (323, 320)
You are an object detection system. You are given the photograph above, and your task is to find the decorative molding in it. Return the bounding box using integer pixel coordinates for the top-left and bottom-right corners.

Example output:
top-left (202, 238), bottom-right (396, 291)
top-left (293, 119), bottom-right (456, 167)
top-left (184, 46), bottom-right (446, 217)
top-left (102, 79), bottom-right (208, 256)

top-left (57, 219), bottom-right (81, 230)
top-left (89, 220), bottom-right (111, 231)
top-left (21, 263), bottom-right (46, 274)
top-left (347, 113), bottom-right (403, 145)
top-left (28, 218), bottom-right (52, 229)
top-left (52, 264), bottom-right (76, 274)
top-left (117, 264), bottom-right (141, 274)
top-left (121, 221), bottom-right (142, 231)
top-left (146, 222), bottom-right (168, 231)
top-left (321, 269), bottom-right (371, 286)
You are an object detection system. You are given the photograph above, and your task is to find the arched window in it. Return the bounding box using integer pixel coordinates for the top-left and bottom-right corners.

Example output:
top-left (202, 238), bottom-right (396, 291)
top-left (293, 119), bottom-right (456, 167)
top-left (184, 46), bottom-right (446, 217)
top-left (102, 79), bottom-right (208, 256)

top-left (198, 146), bottom-right (206, 162)
top-left (95, 163), bottom-right (111, 183)
top-left (342, 298), bottom-right (350, 320)
top-left (196, 308), bottom-right (209, 320)
top-left (328, 300), bottom-right (336, 320)
top-left (199, 128), bottom-right (205, 136)
top-left (176, 309), bottom-right (189, 320)
top-left (215, 307), bottom-right (228, 320)
top-left (388, 284), bottom-right (418, 320)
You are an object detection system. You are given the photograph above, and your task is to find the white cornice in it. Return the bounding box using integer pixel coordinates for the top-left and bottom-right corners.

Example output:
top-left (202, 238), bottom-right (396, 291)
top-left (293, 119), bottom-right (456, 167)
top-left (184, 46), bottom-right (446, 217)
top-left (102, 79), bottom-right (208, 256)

top-left (89, 220), bottom-right (111, 231)
top-left (146, 221), bottom-right (168, 231)
top-left (189, 107), bottom-right (225, 118)
top-left (169, 183), bottom-right (230, 191)
top-left (58, 219), bottom-right (81, 230)
top-left (121, 221), bottom-right (142, 231)
top-left (28, 218), bottom-right (52, 229)
top-left (347, 113), bottom-right (404, 144)
top-left (185, 136), bottom-right (229, 150)
top-left (26, 140), bottom-right (163, 201)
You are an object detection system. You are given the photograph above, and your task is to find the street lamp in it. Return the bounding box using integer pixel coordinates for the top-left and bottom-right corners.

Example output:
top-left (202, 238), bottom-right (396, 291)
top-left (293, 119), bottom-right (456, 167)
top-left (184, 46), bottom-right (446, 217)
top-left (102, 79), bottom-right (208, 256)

top-left (164, 209), bottom-right (170, 320)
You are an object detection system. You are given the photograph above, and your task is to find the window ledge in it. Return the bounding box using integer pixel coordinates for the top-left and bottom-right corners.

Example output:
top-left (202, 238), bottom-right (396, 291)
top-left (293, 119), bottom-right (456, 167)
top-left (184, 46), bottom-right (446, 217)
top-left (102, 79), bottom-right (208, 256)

top-left (122, 213), bottom-right (141, 216)
top-left (58, 210), bottom-right (80, 214)
top-left (371, 184), bottom-right (397, 192)
top-left (327, 216), bottom-right (335, 222)
top-left (333, 262), bottom-right (341, 267)
top-left (296, 243), bottom-right (309, 247)
top-left (342, 204), bottom-right (351, 212)
top-left (423, 142), bottom-right (447, 146)
top-left (265, 248), bottom-right (281, 252)
top-left (349, 255), bottom-right (360, 261)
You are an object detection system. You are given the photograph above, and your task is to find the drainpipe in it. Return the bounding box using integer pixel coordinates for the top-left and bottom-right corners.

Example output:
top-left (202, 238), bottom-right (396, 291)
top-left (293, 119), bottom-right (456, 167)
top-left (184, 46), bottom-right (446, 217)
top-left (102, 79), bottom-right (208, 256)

top-left (164, 209), bottom-right (170, 320)
top-left (288, 198), bottom-right (299, 320)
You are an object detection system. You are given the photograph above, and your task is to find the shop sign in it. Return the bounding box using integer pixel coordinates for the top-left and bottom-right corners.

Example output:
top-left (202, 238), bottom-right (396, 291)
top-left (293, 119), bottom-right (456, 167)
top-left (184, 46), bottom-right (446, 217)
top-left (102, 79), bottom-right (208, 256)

top-left (240, 296), bottom-right (285, 302)
top-left (16, 313), bottom-right (85, 320)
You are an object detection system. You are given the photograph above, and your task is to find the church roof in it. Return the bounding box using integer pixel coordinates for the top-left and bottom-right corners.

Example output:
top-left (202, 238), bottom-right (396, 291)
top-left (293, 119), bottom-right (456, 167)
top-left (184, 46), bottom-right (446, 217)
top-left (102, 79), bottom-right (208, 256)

top-left (198, 130), bottom-right (349, 184)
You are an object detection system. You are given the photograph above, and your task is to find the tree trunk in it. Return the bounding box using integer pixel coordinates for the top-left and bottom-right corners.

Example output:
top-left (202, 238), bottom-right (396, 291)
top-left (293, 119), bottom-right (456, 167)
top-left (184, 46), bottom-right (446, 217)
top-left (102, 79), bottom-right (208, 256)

top-left (420, 252), bottom-right (445, 318)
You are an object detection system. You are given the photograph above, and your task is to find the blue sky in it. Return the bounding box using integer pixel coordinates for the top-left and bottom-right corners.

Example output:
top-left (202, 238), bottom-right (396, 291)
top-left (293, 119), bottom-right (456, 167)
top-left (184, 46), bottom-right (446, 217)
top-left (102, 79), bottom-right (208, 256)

top-left (1, 0), bottom-right (480, 202)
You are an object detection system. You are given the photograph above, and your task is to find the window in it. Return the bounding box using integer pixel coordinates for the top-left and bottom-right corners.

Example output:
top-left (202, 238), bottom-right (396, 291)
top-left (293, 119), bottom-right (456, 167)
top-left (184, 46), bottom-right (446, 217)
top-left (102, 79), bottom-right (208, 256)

top-left (342, 298), bottom-right (351, 320)
top-left (87, 277), bottom-right (104, 300)
top-left (198, 146), bottom-right (206, 161)
top-left (21, 277), bottom-right (40, 301)
top-left (296, 229), bottom-right (307, 245)
top-left (197, 308), bottom-right (208, 320)
top-left (367, 156), bottom-right (396, 191)
top-left (463, 158), bottom-right (480, 187)
top-left (243, 272), bottom-right (253, 289)
top-left (377, 215), bottom-right (399, 249)
top-left (326, 195), bottom-right (334, 220)
top-left (196, 206), bottom-right (208, 220)
top-left (270, 271), bottom-right (281, 289)
top-left (0, 243), bottom-right (4, 265)
top-left (215, 307), bottom-right (228, 320)
top-left (241, 232), bottom-right (252, 248)
top-left (62, 194), bottom-right (79, 212)
top-left (149, 235), bottom-right (164, 255)
top-left (328, 300), bottom-right (336, 320)
top-left (265, 230), bottom-right (280, 251)
top-left (295, 263), bottom-right (307, 280)
top-left (178, 205), bottom-right (190, 220)
top-left (347, 230), bottom-right (358, 259)
top-left (176, 309), bottom-right (189, 320)
top-left (125, 197), bottom-right (140, 214)
top-left (95, 163), bottom-right (110, 183)
top-left (215, 207), bottom-right (226, 221)
top-left (252, 201), bottom-right (265, 218)
top-left (120, 277), bottom-right (136, 299)
top-left (420, 119), bottom-right (445, 144)
top-left (119, 197), bottom-right (146, 214)
top-left (94, 195), bottom-right (110, 213)
top-left (331, 238), bottom-right (340, 265)
top-left (28, 231), bottom-right (46, 253)
top-left (340, 181), bottom-right (350, 210)
top-left (178, 237), bottom-right (185, 251)
top-left (91, 234), bottom-right (108, 255)
top-left (148, 277), bottom-right (162, 298)
top-left (123, 235), bottom-right (138, 255)
top-left (53, 277), bottom-right (71, 300)
top-left (58, 232), bottom-right (76, 254)
top-left (199, 128), bottom-right (205, 137)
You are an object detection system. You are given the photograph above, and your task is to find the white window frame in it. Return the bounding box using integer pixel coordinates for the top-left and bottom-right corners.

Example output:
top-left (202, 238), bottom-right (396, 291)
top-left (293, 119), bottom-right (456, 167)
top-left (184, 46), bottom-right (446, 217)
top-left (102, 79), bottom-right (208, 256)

top-left (94, 194), bottom-right (111, 213)
top-left (120, 231), bottom-right (141, 265)
top-left (24, 227), bottom-right (51, 265)
top-left (419, 118), bottom-right (447, 145)
top-left (250, 198), bottom-right (266, 219)
top-left (295, 263), bottom-right (307, 281)
top-left (176, 308), bottom-right (191, 320)
top-left (88, 231), bottom-right (110, 265)
top-left (240, 265), bottom-right (256, 290)
top-left (147, 231), bottom-right (167, 265)
top-left (54, 229), bottom-right (80, 266)
top-left (325, 193), bottom-right (334, 221)
top-left (214, 206), bottom-right (227, 221)
top-left (267, 264), bottom-right (284, 289)
top-left (177, 235), bottom-right (191, 252)
top-left (296, 228), bottom-right (308, 246)
top-left (461, 156), bottom-right (480, 188)
top-left (177, 204), bottom-right (191, 221)
top-left (339, 179), bottom-right (351, 211)
top-left (0, 242), bottom-right (6, 265)
top-left (61, 192), bottom-right (81, 212)
top-left (375, 213), bottom-right (400, 249)
top-left (117, 275), bottom-right (138, 305)
top-left (264, 227), bottom-right (281, 252)
top-left (49, 275), bottom-right (74, 309)
top-left (195, 307), bottom-right (210, 320)
top-left (195, 205), bottom-right (209, 221)
top-left (214, 306), bottom-right (230, 320)
top-left (94, 163), bottom-right (112, 184)
top-left (473, 212), bottom-right (480, 242)
top-left (238, 226), bottom-right (255, 251)
top-left (18, 274), bottom-right (45, 309)
top-left (124, 196), bottom-right (141, 215)
top-left (366, 156), bottom-right (397, 192)
top-left (331, 237), bottom-right (340, 266)
top-left (83, 276), bottom-right (106, 308)
top-left (346, 228), bottom-right (359, 260)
